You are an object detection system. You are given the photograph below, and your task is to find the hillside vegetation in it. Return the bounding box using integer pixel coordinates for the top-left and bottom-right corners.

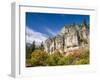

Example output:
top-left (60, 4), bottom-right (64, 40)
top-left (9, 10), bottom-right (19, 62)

top-left (26, 48), bottom-right (89, 67)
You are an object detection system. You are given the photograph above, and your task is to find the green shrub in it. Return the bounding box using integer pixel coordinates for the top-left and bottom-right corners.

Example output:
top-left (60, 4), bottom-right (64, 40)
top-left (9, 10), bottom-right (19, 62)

top-left (46, 51), bottom-right (63, 66)
top-left (57, 57), bottom-right (69, 65)
top-left (26, 59), bottom-right (32, 65)
top-left (46, 55), bottom-right (58, 66)
top-left (26, 59), bottom-right (32, 67)
top-left (46, 51), bottom-right (74, 66)
top-left (75, 58), bottom-right (89, 64)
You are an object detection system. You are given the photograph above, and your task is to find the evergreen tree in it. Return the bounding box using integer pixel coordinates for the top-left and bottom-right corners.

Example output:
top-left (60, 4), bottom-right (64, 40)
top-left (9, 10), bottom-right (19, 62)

top-left (83, 18), bottom-right (87, 26)
top-left (62, 35), bottom-right (65, 53)
top-left (83, 18), bottom-right (90, 30)
top-left (26, 44), bottom-right (31, 59)
top-left (26, 41), bottom-right (36, 59)
top-left (40, 42), bottom-right (44, 50)
top-left (30, 40), bottom-right (36, 52)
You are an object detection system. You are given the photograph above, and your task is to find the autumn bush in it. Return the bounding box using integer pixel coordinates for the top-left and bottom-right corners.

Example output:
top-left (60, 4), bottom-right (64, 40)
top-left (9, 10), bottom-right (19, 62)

top-left (31, 50), bottom-right (48, 66)
top-left (74, 49), bottom-right (89, 64)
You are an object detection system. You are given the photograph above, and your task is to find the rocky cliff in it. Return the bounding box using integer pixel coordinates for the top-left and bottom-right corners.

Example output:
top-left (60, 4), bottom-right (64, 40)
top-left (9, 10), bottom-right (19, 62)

top-left (44, 23), bottom-right (89, 54)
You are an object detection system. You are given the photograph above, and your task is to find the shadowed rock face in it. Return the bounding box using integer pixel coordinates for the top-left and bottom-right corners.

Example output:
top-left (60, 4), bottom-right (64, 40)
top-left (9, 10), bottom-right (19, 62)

top-left (44, 24), bottom-right (89, 54)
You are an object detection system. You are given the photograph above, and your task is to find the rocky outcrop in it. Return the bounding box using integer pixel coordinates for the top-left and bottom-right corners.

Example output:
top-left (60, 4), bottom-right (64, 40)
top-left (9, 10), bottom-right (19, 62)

top-left (44, 24), bottom-right (89, 54)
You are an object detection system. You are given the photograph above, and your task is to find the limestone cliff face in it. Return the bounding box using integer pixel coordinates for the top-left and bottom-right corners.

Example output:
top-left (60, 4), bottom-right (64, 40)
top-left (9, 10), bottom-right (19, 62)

top-left (44, 24), bottom-right (89, 54)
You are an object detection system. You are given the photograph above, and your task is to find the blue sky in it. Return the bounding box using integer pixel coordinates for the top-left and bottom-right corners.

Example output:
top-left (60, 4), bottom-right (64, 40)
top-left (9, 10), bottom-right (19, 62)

top-left (26, 12), bottom-right (89, 44)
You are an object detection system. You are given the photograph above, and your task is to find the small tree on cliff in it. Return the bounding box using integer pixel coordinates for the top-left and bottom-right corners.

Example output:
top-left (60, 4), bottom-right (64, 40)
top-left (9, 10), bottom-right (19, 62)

top-left (83, 18), bottom-right (87, 26)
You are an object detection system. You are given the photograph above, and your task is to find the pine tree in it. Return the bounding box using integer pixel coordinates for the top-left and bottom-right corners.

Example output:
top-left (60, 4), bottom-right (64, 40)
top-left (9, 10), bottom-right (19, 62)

top-left (83, 18), bottom-right (87, 26)
top-left (31, 40), bottom-right (36, 52)
top-left (40, 42), bottom-right (44, 50)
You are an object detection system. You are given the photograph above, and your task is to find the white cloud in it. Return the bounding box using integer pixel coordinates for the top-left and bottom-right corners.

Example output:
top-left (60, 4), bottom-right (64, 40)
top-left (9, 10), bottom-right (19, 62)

top-left (26, 27), bottom-right (48, 45)
top-left (46, 28), bottom-right (56, 36)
